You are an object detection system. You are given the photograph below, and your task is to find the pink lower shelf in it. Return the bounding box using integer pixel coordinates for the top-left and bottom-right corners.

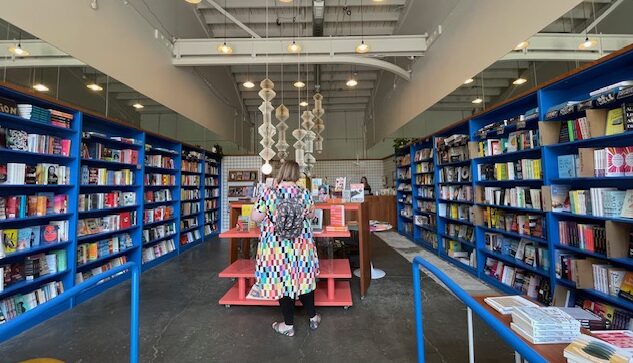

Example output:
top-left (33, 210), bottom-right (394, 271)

top-left (218, 259), bottom-right (353, 307)
top-left (219, 280), bottom-right (352, 307)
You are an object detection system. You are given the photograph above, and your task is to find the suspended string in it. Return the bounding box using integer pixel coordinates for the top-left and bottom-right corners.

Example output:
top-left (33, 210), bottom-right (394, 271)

top-left (265, 0), bottom-right (269, 78)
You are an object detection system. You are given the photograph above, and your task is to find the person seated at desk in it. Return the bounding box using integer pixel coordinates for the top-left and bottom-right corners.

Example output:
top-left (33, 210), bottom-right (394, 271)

top-left (361, 176), bottom-right (372, 195)
top-left (250, 160), bottom-right (321, 337)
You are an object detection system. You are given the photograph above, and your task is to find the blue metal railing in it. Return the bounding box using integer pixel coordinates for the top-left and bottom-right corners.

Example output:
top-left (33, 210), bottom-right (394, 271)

top-left (412, 256), bottom-right (547, 363)
top-left (1, 262), bottom-right (140, 363)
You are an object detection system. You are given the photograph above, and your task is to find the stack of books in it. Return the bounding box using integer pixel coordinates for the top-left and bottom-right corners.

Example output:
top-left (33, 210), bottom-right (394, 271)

top-left (564, 334), bottom-right (632, 362)
top-left (557, 307), bottom-right (606, 330)
top-left (510, 307), bottom-right (581, 344)
top-left (17, 104), bottom-right (51, 123)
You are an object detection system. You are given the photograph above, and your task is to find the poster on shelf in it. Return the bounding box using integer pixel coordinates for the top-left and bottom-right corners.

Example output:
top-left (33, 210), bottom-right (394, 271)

top-left (350, 183), bottom-right (364, 203)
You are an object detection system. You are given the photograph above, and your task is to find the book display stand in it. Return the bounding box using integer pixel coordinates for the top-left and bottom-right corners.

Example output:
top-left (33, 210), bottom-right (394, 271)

top-left (396, 147), bottom-right (413, 238)
top-left (0, 83), bottom-right (222, 341)
top-left (220, 201), bottom-right (373, 306)
top-left (395, 45), bottom-right (633, 322)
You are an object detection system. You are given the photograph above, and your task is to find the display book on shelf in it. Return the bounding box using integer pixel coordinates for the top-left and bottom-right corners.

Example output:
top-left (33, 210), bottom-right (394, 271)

top-left (395, 146), bottom-right (412, 238)
top-left (0, 84), bottom-right (223, 342)
top-left (203, 154), bottom-right (220, 237)
top-left (393, 46), bottom-right (633, 329)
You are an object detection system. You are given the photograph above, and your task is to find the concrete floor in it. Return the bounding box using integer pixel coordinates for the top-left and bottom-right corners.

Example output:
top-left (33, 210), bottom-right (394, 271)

top-left (0, 236), bottom-right (515, 362)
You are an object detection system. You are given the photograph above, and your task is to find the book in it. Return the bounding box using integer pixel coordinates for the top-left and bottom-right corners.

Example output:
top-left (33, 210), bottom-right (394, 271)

top-left (557, 155), bottom-right (577, 178)
top-left (350, 184), bottom-right (364, 203)
top-left (310, 209), bottom-right (323, 232)
top-left (334, 177), bottom-right (346, 193)
top-left (620, 189), bottom-right (633, 219)
top-left (605, 107), bottom-right (625, 135)
top-left (311, 178), bottom-right (322, 196)
top-left (329, 205), bottom-right (345, 227)
top-left (483, 295), bottom-right (538, 315)
top-left (605, 147), bottom-right (626, 177)
top-left (564, 334), bottom-right (633, 362)
top-left (3, 229), bottom-right (18, 254)
top-left (590, 330), bottom-right (633, 352)
top-left (618, 271), bottom-right (633, 302)
top-left (551, 185), bottom-right (571, 212)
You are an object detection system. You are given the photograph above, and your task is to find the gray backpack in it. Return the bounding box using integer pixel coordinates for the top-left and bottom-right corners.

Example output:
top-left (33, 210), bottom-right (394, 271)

top-left (274, 190), bottom-right (305, 239)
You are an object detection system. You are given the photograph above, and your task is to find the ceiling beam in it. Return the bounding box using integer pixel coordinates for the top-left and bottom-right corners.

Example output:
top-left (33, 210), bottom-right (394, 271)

top-left (197, 0), bottom-right (407, 9)
top-left (202, 0), bottom-right (260, 38)
top-left (173, 35), bottom-right (426, 58)
top-left (175, 54), bottom-right (413, 80)
top-left (201, 9), bottom-right (401, 24)
top-left (239, 80), bottom-right (375, 92)
top-left (582, 0), bottom-right (624, 34)
top-left (239, 90), bottom-right (372, 99)
top-left (500, 33), bottom-right (633, 61)
top-left (233, 72), bottom-right (378, 83)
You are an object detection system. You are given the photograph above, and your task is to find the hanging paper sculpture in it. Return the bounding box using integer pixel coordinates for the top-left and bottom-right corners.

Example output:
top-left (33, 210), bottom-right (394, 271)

top-left (301, 109), bottom-right (316, 175)
top-left (275, 104), bottom-right (289, 162)
top-left (258, 78), bottom-right (276, 173)
top-left (313, 92), bottom-right (325, 154)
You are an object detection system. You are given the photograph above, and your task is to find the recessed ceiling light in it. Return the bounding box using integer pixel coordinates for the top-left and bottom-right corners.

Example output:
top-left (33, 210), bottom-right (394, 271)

top-left (86, 83), bottom-right (103, 91)
top-left (242, 80), bottom-right (255, 88)
top-left (513, 78), bottom-right (527, 85)
top-left (579, 37), bottom-right (597, 50)
top-left (356, 40), bottom-right (370, 54)
top-left (278, 0), bottom-right (293, 2)
top-left (294, 81), bottom-right (305, 88)
top-left (185, 0), bottom-right (202, 3)
top-left (217, 42), bottom-right (233, 55)
top-left (132, 103), bottom-right (144, 109)
top-left (471, 98), bottom-right (483, 104)
top-left (463, 78), bottom-right (474, 85)
top-left (514, 41), bottom-right (529, 51)
top-left (299, 101), bottom-right (309, 107)
top-left (346, 79), bottom-right (358, 87)
top-left (372, 0), bottom-right (385, 2)
top-left (288, 41), bottom-right (301, 53)
top-left (32, 83), bottom-right (49, 92)
top-left (8, 44), bottom-right (29, 57)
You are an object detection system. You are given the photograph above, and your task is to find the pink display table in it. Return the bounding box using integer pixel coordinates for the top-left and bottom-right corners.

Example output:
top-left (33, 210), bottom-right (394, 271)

top-left (218, 259), bottom-right (353, 308)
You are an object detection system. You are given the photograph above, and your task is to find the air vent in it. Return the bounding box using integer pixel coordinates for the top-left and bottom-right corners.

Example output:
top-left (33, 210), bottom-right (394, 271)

top-left (312, 0), bottom-right (324, 36)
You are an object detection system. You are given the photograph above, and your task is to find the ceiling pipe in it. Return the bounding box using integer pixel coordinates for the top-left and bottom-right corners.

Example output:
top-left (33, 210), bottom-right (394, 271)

top-left (312, 0), bottom-right (324, 93)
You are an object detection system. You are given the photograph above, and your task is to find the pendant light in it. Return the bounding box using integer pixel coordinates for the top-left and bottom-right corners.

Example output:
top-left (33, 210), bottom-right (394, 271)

top-left (259, 0), bottom-right (276, 174)
top-left (86, 68), bottom-right (103, 91)
top-left (355, 0), bottom-right (370, 54)
top-left (32, 68), bottom-right (48, 92)
top-left (463, 78), bottom-right (474, 85)
top-left (8, 32), bottom-right (29, 57)
top-left (579, 2), bottom-right (598, 50)
top-left (185, 0), bottom-right (202, 3)
top-left (514, 41), bottom-right (529, 51)
top-left (299, 101), bottom-right (308, 107)
top-left (243, 64), bottom-right (255, 88)
top-left (293, 80), bottom-right (306, 88)
top-left (217, 0), bottom-right (233, 54)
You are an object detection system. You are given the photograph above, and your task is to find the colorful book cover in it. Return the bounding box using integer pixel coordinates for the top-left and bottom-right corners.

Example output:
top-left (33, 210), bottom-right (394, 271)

top-left (624, 146), bottom-right (633, 176)
top-left (551, 185), bottom-right (571, 212)
top-left (605, 107), bottom-right (625, 135)
top-left (618, 271), bottom-right (633, 302)
top-left (311, 178), bottom-right (322, 196)
top-left (3, 229), bottom-right (18, 254)
top-left (41, 224), bottom-right (60, 244)
top-left (350, 183), bottom-right (364, 203)
top-left (334, 177), bottom-right (346, 193)
top-left (606, 147), bottom-right (626, 177)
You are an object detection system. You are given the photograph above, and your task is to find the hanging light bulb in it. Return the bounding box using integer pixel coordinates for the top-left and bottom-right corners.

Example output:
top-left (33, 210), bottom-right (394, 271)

top-left (132, 103), bottom-right (144, 109)
top-left (185, 0), bottom-right (202, 3)
top-left (463, 78), bottom-right (474, 85)
top-left (579, 37), bottom-right (597, 49)
top-left (356, 40), bottom-right (370, 54)
top-left (512, 78), bottom-right (527, 85)
top-left (294, 80), bottom-right (305, 88)
top-left (299, 101), bottom-right (309, 107)
top-left (514, 41), bottom-right (529, 51)
top-left (32, 83), bottom-right (49, 92)
top-left (8, 43), bottom-right (29, 57)
top-left (346, 78), bottom-right (358, 87)
top-left (243, 80), bottom-right (255, 88)
top-left (217, 42), bottom-right (233, 54)
top-left (278, 0), bottom-right (293, 2)
top-left (86, 83), bottom-right (103, 91)
top-left (261, 162), bottom-right (273, 175)
top-left (287, 40), bottom-right (301, 53)
top-left (471, 98), bottom-right (483, 104)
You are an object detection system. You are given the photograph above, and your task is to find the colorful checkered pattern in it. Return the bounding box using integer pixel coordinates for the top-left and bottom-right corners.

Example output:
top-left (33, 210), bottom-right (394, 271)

top-left (254, 185), bottom-right (319, 300)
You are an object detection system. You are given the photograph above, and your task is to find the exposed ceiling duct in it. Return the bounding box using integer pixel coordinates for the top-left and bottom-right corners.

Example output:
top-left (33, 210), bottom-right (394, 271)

top-left (312, 0), bottom-right (325, 92)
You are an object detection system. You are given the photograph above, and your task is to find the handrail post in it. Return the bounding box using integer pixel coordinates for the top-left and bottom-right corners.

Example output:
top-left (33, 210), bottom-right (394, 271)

top-left (130, 264), bottom-right (140, 363)
top-left (412, 262), bottom-right (424, 363)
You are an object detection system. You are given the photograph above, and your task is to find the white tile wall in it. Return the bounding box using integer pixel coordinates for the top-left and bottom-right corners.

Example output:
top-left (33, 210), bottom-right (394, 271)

top-left (311, 160), bottom-right (384, 193)
top-left (382, 156), bottom-right (396, 188)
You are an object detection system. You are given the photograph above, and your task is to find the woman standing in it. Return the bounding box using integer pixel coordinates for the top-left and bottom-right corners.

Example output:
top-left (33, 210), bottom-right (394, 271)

top-left (361, 176), bottom-right (372, 195)
top-left (251, 161), bottom-right (321, 337)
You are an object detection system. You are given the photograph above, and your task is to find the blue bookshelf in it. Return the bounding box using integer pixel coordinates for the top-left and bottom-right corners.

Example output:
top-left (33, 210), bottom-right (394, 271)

top-left (394, 46), bottom-right (633, 321)
top-left (142, 134), bottom-right (181, 271)
top-left (180, 146), bottom-right (205, 249)
top-left (203, 152), bottom-right (221, 238)
top-left (411, 139), bottom-right (437, 252)
top-left (395, 146), bottom-right (413, 238)
top-left (0, 84), bottom-right (223, 342)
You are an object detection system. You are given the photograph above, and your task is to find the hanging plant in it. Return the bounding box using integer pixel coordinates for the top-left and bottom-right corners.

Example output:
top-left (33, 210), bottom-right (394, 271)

top-left (393, 138), bottom-right (412, 150)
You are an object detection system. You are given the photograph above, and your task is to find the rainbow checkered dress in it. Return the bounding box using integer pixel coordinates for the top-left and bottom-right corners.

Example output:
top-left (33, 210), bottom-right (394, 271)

top-left (254, 185), bottom-right (319, 300)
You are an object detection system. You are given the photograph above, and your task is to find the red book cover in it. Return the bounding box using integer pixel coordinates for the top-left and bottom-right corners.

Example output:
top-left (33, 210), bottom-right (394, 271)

top-left (61, 139), bottom-right (71, 156)
top-left (119, 212), bottom-right (131, 228)
top-left (6, 196), bottom-right (17, 218)
top-left (329, 205), bottom-right (345, 227)
top-left (574, 119), bottom-right (582, 140)
top-left (153, 208), bottom-right (163, 222)
top-left (105, 192), bottom-right (116, 208)
top-left (606, 147), bottom-right (626, 177)
top-left (584, 227), bottom-right (594, 252)
top-left (131, 150), bottom-right (138, 165)
top-left (624, 146), bottom-right (633, 177)
top-left (53, 195), bottom-right (67, 214)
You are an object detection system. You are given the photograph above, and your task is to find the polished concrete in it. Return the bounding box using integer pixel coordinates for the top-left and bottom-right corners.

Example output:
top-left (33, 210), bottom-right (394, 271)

top-left (0, 236), bottom-right (514, 362)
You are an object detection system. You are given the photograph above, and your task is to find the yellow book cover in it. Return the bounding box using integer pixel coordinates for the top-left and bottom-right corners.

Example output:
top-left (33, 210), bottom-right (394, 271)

top-left (450, 204), bottom-right (458, 219)
top-left (533, 159), bottom-right (541, 179)
top-left (88, 242), bottom-right (98, 261)
top-left (605, 108), bottom-right (624, 135)
top-left (241, 204), bottom-right (254, 217)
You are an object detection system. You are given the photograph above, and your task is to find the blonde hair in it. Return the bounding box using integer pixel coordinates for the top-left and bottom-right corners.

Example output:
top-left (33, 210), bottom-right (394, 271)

top-left (276, 160), bottom-right (301, 184)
